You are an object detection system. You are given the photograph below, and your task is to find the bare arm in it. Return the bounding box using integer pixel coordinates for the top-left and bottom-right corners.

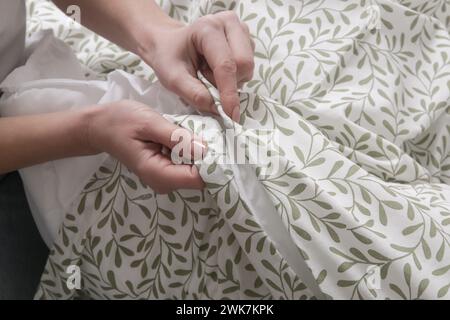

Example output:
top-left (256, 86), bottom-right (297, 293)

top-left (52, 0), bottom-right (174, 56)
top-left (0, 0), bottom-right (254, 191)
top-left (0, 102), bottom-right (205, 193)
top-left (0, 109), bottom-right (93, 174)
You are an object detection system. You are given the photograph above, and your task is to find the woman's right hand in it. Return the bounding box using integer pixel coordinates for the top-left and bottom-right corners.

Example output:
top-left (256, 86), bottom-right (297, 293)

top-left (86, 100), bottom-right (206, 194)
top-left (137, 11), bottom-right (255, 122)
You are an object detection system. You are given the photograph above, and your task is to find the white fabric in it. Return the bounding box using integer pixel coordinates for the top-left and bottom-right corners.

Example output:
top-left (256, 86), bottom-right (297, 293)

top-left (14, 0), bottom-right (450, 300)
top-left (228, 157), bottom-right (326, 299)
top-left (0, 0), bottom-right (25, 181)
top-left (0, 32), bottom-right (196, 247)
top-left (1, 33), bottom-right (319, 295)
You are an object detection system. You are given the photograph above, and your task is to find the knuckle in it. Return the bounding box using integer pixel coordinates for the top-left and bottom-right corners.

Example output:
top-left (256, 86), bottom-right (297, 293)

top-left (162, 72), bottom-right (179, 91)
top-left (219, 10), bottom-right (239, 21)
top-left (241, 21), bottom-right (250, 33)
top-left (216, 59), bottom-right (237, 74)
top-left (236, 57), bottom-right (255, 74)
top-left (241, 73), bottom-right (254, 82)
top-left (141, 111), bottom-right (159, 127)
top-left (192, 87), bottom-right (210, 107)
top-left (221, 90), bottom-right (240, 105)
top-left (135, 124), bottom-right (148, 137)
top-left (199, 29), bottom-right (212, 43)
top-left (191, 24), bottom-right (212, 46)
top-left (199, 15), bottom-right (221, 30)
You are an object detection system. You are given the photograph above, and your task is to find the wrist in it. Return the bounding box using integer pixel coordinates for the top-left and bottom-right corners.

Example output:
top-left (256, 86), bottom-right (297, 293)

top-left (133, 15), bottom-right (185, 64)
top-left (79, 105), bottom-right (104, 156)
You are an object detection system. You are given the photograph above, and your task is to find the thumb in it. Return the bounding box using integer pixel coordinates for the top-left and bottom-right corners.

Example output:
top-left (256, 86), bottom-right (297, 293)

top-left (140, 113), bottom-right (207, 163)
top-left (138, 149), bottom-right (205, 193)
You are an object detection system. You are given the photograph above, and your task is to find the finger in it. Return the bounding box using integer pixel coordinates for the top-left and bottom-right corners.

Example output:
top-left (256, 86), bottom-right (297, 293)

top-left (223, 18), bottom-right (255, 83)
top-left (146, 153), bottom-right (205, 192)
top-left (238, 21), bottom-right (256, 60)
top-left (240, 22), bottom-right (255, 50)
top-left (140, 114), bottom-right (208, 162)
top-left (142, 113), bottom-right (188, 149)
top-left (193, 25), bottom-right (240, 121)
top-left (242, 24), bottom-right (256, 53)
top-left (164, 66), bottom-right (217, 114)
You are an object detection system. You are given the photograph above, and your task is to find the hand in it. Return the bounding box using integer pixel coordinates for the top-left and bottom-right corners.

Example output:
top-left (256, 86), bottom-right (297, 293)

top-left (86, 100), bottom-right (206, 194)
top-left (140, 11), bottom-right (255, 121)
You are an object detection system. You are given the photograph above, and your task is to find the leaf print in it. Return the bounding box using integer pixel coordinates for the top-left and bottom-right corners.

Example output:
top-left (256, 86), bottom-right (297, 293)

top-left (29, 0), bottom-right (450, 300)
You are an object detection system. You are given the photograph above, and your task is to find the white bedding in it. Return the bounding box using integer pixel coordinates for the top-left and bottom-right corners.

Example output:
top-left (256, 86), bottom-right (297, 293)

top-left (2, 0), bottom-right (450, 300)
top-left (0, 32), bottom-right (190, 246)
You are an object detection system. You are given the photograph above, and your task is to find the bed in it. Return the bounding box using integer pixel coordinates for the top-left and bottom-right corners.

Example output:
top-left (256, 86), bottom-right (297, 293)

top-left (1, 0), bottom-right (449, 299)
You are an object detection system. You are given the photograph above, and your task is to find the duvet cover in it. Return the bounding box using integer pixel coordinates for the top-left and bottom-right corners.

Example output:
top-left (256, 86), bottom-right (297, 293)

top-left (14, 0), bottom-right (450, 299)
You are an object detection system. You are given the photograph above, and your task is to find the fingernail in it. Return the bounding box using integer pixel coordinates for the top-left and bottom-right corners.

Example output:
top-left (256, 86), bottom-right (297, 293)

top-left (232, 106), bottom-right (241, 122)
top-left (192, 139), bottom-right (208, 161)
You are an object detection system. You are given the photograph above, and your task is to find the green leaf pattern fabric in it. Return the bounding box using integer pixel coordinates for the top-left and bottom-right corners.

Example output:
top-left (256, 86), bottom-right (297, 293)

top-left (28, 0), bottom-right (450, 299)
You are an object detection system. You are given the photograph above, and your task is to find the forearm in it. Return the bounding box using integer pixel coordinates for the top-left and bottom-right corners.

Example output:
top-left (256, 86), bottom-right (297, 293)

top-left (0, 108), bottom-right (98, 174)
top-left (52, 0), bottom-right (180, 56)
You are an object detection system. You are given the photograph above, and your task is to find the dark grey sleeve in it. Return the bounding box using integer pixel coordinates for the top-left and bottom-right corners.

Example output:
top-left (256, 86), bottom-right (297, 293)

top-left (0, 172), bottom-right (49, 299)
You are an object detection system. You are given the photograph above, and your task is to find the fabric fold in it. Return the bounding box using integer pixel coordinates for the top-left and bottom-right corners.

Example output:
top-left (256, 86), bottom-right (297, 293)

top-left (2, 0), bottom-right (450, 299)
